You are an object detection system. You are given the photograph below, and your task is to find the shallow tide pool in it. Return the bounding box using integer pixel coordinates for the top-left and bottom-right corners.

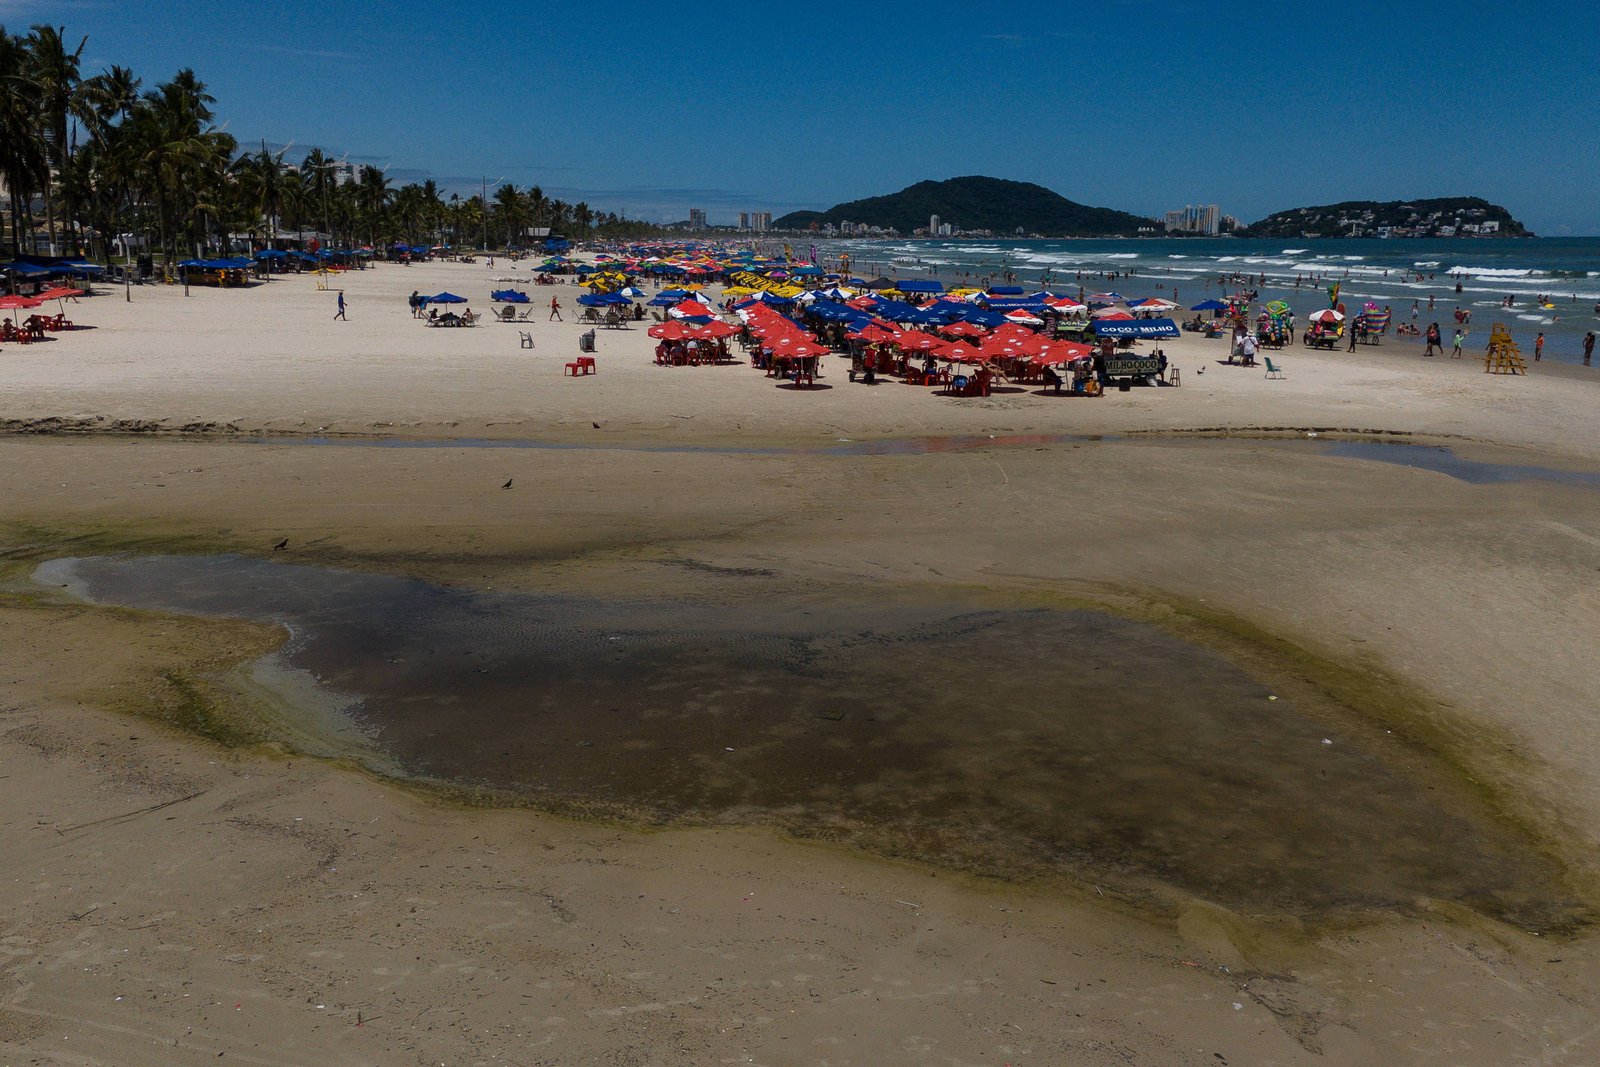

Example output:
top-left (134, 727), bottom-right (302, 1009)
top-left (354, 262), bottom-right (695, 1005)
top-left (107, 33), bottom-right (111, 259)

top-left (38, 553), bottom-right (1583, 927)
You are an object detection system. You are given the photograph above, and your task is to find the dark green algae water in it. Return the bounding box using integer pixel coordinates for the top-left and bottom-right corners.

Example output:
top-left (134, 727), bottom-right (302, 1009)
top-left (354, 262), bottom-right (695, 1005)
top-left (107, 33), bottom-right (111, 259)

top-left (37, 553), bottom-right (1584, 929)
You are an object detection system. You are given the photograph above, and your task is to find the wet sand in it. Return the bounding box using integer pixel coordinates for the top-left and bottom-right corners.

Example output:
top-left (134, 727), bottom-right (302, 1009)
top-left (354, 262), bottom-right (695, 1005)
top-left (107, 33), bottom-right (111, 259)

top-left (4, 260), bottom-right (1600, 1063)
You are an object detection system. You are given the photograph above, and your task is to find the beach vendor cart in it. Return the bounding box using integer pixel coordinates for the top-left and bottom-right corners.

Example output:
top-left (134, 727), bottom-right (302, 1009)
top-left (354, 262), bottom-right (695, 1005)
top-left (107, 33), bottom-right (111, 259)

top-left (1351, 303), bottom-right (1391, 345)
top-left (1302, 308), bottom-right (1344, 349)
top-left (1090, 318), bottom-right (1179, 387)
top-left (1256, 301), bottom-right (1292, 349)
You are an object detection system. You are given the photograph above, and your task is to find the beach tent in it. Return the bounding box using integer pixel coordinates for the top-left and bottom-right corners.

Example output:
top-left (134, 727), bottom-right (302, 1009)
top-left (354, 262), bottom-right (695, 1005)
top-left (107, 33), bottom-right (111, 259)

top-left (1, 261), bottom-right (54, 278)
top-left (492, 289), bottom-right (531, 303)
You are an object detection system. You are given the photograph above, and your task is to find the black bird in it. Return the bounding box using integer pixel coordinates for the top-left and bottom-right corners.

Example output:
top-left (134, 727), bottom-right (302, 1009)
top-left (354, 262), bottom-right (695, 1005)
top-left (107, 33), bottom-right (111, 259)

top-left (592, 422), bottom-right (601, 429)
top-left (501, 478), bottom-right (514, 490)
top-left (272, 538), bottom-right (289, 551)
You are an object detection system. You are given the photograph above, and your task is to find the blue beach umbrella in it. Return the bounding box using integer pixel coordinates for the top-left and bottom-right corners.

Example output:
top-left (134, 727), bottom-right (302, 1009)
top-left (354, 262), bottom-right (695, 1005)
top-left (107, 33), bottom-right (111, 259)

top-left (424, 292), bottom-right (468, 304)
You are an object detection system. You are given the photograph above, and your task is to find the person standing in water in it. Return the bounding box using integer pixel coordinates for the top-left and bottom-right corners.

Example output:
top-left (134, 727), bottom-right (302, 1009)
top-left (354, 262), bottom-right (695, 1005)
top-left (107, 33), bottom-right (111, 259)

top-left (1424, 322), bottom-right (1442, 356)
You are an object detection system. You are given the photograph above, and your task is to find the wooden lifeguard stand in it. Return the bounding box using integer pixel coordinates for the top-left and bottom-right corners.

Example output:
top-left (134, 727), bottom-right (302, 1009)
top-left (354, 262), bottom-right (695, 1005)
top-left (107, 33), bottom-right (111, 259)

top-left (1484, 323), bottom-right (1526, 375)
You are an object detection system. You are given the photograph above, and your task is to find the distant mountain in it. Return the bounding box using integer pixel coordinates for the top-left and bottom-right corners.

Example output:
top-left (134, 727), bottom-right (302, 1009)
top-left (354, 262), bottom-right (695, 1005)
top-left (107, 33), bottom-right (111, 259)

top-left (1238, 197), bottom-right (1531, 238)
top-left (773, 176), bottom-right (1157, 237)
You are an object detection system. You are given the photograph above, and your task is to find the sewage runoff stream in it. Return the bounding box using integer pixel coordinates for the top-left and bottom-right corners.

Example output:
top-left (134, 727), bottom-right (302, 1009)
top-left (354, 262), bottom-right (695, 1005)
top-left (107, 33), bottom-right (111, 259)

top-left (37, 553), bottom-right (1582, 928)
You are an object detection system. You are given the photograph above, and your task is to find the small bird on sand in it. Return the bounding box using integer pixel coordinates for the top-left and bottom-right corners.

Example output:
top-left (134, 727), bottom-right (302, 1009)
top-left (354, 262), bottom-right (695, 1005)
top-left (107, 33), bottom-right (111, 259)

top-left (501, 478), bottom-right (514, 490)
top-left (272, 538), bottom-right (289, 551)
top-left (591, 422), bottom-right (601, 429)
top-left (1196, 365), bottom-right (1206, 376)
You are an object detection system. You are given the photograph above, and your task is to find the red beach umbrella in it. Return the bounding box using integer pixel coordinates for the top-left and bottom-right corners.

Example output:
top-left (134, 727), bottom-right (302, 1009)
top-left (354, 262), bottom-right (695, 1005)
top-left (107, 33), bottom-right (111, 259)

top-left (0, 294), bottom-right (42, 309)
top-left (694, 319), bottom-right (739, 338)
top-left (648, 320), bottom-right (695, 340)
top-left (934, 341), bottom-right (987, 364)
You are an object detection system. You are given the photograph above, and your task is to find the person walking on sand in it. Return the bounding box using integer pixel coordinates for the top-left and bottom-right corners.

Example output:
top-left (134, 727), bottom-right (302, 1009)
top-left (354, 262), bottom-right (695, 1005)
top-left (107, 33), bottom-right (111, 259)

top-left (1347, 320), bottom-right (1358, 352)
top-left (1584, 331), bottom-right (1595, 366)
top-left (334, 290), bottom-right (347, 320)
top-left (549, 296), bottom-right (562, 321)
top-left (1424, 322), bottom-right (1441, 356)
top-left (1534, 332), bottom-right (1544, 361)
top-left (1452, 327), bottom-right (1465, 358)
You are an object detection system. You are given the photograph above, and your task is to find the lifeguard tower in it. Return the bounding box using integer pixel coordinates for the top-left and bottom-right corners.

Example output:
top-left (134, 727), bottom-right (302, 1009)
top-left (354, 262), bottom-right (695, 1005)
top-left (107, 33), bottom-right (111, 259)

top-left (1484, 323), bottom-right (1526, 375)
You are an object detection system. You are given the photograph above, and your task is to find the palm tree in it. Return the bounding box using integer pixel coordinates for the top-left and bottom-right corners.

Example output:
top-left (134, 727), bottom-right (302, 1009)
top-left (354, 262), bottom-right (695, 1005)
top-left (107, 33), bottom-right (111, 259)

top-left (392, 183), bottom-right (425, 247)
top-left (353, 164), bottom-right (393, 246)
top-left (493, 183), bottom-right (529, 248)
top-left (234, 141), bottom-right (296, 248)
top-left (301, 147), bottom-right (338, 242)
top-left (128, 69), bottom-right (233, 269)
top-left (527, 185), bottom-right (547, 233)
top-left (419, 179), bottom-right (444, 245)
top-left (0, 30), bottom-right (47, 254)
top-left (26, 24), bottom-right (87, 252)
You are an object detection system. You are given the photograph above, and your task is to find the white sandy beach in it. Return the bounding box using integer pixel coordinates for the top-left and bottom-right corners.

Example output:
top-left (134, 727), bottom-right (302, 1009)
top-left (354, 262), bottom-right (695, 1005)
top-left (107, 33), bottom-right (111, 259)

top-left (3, 259), bottom-right (1597, 459)
top-left (4, 257), bottom-right (1600, 1066)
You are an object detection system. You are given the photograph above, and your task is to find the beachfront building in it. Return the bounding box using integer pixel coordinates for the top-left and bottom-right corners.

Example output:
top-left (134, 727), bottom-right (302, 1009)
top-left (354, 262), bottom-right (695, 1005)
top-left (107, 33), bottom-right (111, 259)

top-left (750, 212), bottom-right (772, 232)
top-left (1165, 204), bottom-right (1221, 235)
top-left (688, 208), bottom-right (707, 230)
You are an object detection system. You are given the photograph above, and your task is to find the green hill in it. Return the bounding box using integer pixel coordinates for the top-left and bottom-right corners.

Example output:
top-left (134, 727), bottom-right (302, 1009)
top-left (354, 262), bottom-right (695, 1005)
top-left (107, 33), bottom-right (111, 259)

top-left (1239, 197), bottom-right (1531, 238)
top-left (773, 176), bottom-right (1157, 236)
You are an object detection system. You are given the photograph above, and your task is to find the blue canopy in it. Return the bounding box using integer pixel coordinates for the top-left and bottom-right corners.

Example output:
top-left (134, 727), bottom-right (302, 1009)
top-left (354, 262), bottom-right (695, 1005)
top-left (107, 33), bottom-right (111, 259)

top-left (578, 292), bottom-right (631, 307)
top-left (253, 249), bottom-right (288, 260)
top-left (961, 309), bottom-right (1009, 328)
top-left (1093, 318), bottom-right (1180, 339)
top-left (805, 298), bottom-right (869, 325)
top-left (988, 286), bottom-right (1024, 296)
top-left (734, 291), bottom-right (791, 306)
top-left (1190, 300), bottom-right (1229, 311)
top-left (59, 260), bottom-right (106, 273)
top-left (178, 257), bottom-right (252, 270)
top-left (424, 291), bottom-right (468, 304)
top-left (895, 279), bottom-right (944, 294)
top-left (869, 299), bottom-right (922, 322)
top-left (2, 262), bottom-right (53, 277)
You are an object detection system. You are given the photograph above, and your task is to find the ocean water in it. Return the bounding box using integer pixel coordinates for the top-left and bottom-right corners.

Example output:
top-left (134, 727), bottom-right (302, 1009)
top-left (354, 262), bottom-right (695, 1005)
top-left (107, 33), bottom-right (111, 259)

top-left (824, 236), bottom-right (1600, 365)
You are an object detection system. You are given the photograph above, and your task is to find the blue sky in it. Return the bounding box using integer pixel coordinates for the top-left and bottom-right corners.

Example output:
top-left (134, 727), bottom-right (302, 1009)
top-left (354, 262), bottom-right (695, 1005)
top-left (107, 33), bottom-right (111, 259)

top-left (15, 0), bottom-right (1599, 234)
